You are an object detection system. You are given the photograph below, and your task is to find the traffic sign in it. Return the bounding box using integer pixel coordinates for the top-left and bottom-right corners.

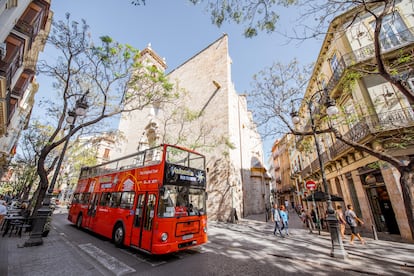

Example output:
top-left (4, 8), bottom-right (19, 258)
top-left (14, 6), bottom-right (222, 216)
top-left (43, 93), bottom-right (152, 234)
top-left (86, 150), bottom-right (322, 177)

top-left (306, 180), bottom-right (316, 190)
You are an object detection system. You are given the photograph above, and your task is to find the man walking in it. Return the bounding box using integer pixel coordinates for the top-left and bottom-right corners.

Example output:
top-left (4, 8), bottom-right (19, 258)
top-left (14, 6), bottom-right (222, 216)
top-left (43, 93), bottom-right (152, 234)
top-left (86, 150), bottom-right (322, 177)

top-left (271, 203), bottom-right (284, 237)
top-left (345, 204), bottom-right (366, 245)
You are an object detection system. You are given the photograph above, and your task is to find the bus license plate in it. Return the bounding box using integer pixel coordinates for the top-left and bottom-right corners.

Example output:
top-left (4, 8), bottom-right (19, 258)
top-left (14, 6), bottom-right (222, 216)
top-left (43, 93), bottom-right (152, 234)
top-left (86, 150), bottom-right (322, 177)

top-left (182, 234), bottom-right (193, 240)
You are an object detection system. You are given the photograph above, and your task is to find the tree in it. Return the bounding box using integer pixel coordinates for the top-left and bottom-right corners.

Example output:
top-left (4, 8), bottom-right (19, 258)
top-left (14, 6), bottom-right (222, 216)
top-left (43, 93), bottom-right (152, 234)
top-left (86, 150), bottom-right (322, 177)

top-left (11, 122), bottom-right (56, 208)
top-left (249, 57), bottom-right (414, 239)
top-left (295, 0), bottom-right (414, 104)
top-left (180, 1), bottom-right (414, 100)
top-left (31, 13), bottom-right (177, 214)
top-left (132, 0), bottom-right (297, 38)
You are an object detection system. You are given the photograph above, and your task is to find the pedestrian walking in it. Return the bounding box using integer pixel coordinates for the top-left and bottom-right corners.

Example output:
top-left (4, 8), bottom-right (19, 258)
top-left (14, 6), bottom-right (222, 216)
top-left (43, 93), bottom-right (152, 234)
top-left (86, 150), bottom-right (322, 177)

top-left (271, 203), bottom-right (284, 237)
top-left (0, 201), bottom-right (7, 225)
top-left (305, 209), bottom-right (315, 233)
top-left (279, 205), bottom-right (289, 236)
top-left (336, 205), bottom-right (346, 240)
top-left (300, 209), bottom-right (306, 224)
top-left (284, 199), bottom-right (289, 211)
top-left (265, 203), bottom-right (270, 222)
top-left (345, 204), bottom-right (366, 245)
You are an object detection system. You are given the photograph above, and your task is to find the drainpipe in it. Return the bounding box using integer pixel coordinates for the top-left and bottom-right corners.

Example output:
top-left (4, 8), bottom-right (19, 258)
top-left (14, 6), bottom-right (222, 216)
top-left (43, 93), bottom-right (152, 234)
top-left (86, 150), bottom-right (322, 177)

top-left (237, 95), bottom-right (245, 218)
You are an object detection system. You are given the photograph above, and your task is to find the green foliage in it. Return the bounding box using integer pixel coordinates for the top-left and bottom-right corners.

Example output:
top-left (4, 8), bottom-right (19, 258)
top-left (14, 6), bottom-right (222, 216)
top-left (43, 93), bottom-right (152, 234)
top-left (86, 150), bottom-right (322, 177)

top-left (131, 0), bottom-right (146, 5)
top-left (366, 161), bottom-right (381, 170)
top-left (28, 13), bottom-right (179, 215)
top-left (341, 71), bottom-right (361, 93)
top-left (100, 35), bottom-right (113, 44)
top-left (297, 137), bottom-right (314, 154)
top-left (183, 108), bottom-right (200, 121)
top-left (223, 136), bottom-right (236, 150)
top-left (187, 0), bottom-right (298, 38)
top-left (244, 27), bottom-right (258, 38)
top-left (396, 50), bottom-right (412, 65)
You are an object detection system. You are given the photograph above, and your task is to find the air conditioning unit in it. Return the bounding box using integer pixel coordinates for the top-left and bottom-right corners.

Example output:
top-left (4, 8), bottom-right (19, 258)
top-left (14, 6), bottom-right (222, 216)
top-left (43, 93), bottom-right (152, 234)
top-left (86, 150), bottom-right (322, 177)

top-left (0, 42), bottom-right (6, 60)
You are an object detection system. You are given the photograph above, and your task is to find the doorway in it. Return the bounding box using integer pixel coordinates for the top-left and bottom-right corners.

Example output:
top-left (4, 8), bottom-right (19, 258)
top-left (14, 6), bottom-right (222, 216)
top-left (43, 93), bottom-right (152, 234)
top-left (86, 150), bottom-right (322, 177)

top-left (362, 171), bottom-right (400, 234)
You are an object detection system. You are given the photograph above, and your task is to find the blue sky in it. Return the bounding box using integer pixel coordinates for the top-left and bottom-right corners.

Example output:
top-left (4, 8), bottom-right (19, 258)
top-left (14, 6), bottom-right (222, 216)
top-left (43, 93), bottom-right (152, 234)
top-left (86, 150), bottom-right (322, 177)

top-left (33, 0), bottom-right (322, 160)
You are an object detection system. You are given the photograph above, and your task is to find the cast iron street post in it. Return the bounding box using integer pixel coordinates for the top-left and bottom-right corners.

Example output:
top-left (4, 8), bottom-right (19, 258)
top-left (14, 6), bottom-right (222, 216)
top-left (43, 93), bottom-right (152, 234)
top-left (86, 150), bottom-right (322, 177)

top-left (24, 95), bottom-right (88, 247)
top-left (292, 88), bottom-right (347, 259)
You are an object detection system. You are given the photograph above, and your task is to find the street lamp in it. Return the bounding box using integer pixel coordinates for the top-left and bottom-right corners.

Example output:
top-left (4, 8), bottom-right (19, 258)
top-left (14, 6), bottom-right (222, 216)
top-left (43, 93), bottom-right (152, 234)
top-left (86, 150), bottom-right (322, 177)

top-left (291, 88), bottom-right (347, 259)
top-left (24, 94), bottom-right (88, 247)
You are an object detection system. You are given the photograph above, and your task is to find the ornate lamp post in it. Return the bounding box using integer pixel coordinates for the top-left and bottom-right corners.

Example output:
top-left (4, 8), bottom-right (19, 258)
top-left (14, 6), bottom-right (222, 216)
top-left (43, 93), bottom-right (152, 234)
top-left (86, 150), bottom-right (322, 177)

top-left (24, 95), bottom-right (88, 247)
top-left (291, 88), bottom-right (347, 259)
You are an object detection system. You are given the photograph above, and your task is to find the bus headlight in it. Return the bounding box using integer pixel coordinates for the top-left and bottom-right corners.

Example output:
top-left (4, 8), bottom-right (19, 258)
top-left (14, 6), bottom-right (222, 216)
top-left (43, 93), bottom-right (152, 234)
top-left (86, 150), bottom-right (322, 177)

top-left (161, 232), bottom-right (168, 241)
top-left (203, 227), bottom-right (207, 233)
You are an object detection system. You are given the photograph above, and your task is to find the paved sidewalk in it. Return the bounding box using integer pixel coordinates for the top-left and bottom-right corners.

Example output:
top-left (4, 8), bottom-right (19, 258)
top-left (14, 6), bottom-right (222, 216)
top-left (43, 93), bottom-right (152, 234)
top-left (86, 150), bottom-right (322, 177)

top-left (1, 226), bottom-right (110, 276)
top-left (226, 210), bottom-right (414, 275)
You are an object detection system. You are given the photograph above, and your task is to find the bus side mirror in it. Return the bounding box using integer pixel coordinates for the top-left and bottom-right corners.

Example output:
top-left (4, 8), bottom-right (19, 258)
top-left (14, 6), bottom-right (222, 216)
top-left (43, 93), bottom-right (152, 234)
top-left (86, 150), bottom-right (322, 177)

top-left (205, 192), bottom-right (208, 200)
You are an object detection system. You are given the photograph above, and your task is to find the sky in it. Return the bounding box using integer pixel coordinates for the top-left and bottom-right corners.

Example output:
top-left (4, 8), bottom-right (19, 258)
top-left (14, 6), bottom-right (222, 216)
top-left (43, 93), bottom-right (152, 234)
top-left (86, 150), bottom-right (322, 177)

top-left (33, 0), bottom-right (322, 162)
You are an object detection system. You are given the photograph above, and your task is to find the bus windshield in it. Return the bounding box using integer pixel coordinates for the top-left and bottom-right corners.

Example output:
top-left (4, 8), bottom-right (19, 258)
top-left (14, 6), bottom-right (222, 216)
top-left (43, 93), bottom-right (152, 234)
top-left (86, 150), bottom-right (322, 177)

top-left (158, 185), bottom-right (206, 217)
top-left (166, 146), bottom-right (205, 170)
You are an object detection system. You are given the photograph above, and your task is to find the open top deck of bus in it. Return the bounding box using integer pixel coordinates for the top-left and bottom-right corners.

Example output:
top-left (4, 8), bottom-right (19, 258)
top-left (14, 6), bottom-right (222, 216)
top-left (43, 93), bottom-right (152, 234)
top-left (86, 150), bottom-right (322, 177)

top-left (79, 144), bottom-right (206, 180)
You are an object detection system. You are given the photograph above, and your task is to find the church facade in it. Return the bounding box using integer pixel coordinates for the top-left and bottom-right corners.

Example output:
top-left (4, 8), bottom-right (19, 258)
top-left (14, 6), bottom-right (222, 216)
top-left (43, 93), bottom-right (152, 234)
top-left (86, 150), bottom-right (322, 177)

top-left (112, 35), bottom-right (270, 221)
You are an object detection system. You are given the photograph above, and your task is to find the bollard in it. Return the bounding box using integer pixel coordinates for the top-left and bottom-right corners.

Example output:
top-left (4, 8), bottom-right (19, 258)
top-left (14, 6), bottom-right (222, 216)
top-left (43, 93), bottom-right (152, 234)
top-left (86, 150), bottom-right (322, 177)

top-left (372, 224), bottom-right (378, 240)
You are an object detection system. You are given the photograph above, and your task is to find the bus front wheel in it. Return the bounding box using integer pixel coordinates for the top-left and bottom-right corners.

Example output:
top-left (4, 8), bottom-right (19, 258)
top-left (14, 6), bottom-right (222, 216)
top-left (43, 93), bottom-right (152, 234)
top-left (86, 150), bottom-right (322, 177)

top-left (113, 224), bottom-right (124, 247)
top-left (76, 214), bottom-right (83, 229)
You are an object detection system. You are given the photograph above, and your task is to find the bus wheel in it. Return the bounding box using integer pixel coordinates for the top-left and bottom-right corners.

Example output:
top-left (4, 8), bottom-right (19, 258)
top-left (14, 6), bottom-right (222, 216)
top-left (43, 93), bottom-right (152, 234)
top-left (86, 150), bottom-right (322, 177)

top-left (113, 224), bottom-right (124, 247)
top-left (76, 214), bottom-right (83, 229)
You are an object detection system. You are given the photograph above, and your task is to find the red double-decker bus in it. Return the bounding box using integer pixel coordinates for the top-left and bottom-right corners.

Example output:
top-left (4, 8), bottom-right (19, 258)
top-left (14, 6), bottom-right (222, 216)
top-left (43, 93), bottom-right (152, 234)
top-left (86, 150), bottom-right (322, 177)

top-left (67, 144), bottom-right (207, 254)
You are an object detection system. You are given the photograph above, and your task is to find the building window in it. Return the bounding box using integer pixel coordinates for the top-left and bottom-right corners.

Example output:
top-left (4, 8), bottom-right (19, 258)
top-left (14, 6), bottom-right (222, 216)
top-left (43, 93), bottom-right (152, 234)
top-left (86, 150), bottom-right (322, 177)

top-left (103, 148), bottom-right (110, 159)
top-left (371, 12), bottom-right (410, 50)
top-left (408, 77), bottom-right (414, 92)
top-left (330, 53), bottom-right (339, 72)
top-left (329, 52), bottom-right (343, 81)
top-left (6, 0), bottom-right (18, 9)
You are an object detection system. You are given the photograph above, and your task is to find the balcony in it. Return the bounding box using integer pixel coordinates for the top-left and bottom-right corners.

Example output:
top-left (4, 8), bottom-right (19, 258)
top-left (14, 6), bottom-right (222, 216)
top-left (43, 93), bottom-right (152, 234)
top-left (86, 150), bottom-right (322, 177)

top-left (299, 107), bottom-right (414, 178)
top-left (326, 27), bottom-right (414, 93)
top-left (14, 0), bottom-right (50, 49)
top-left (330, 107), bottom-right (414, 158)
top-left (0, 34), bottom-right (25, 82)
top-left (366, 107), bottom-right (414, 131)
top-left (12, 69), bottom-right (34, 98)
top-left (345, 27), bottom-right (414, 64)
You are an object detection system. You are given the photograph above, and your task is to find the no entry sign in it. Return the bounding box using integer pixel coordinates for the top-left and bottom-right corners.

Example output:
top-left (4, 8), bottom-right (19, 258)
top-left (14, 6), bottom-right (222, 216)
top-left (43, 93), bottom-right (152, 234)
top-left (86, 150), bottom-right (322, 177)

top-left (306, 180), bottom-right (316, 190)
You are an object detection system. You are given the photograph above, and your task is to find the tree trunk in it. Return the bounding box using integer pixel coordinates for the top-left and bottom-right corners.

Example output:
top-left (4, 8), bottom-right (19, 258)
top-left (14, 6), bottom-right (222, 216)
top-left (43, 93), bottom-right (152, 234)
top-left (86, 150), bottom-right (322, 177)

top-left (32, 152), bottom-right (50, 215)
top-left (400, 162), bottom-right (414, 240)
top-left (373, 6), bottom-right (414, 105)
top-left (22, 171), bottom-right (36, 201)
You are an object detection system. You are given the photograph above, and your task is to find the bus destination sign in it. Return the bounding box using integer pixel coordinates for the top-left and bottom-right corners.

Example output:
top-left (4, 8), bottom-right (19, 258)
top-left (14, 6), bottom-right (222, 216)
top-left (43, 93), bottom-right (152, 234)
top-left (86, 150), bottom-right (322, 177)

top-left (165, 164), bottom-right (206, 186)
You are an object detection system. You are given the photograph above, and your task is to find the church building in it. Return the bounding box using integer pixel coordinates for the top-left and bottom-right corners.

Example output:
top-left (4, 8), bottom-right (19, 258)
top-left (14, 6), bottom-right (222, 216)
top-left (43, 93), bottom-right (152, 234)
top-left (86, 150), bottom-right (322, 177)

top-left (112, 35), bottom-right (270, 221)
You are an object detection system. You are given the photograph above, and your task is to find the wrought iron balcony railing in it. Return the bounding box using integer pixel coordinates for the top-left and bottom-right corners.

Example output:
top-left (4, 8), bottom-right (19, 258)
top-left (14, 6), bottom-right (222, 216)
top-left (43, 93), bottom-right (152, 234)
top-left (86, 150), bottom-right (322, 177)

top-left (298, 107), bottom-right (414, 178)
top-left (326, 27), bottom-right (414, 93)
top-left (345, 27), bottom-right (414, 64)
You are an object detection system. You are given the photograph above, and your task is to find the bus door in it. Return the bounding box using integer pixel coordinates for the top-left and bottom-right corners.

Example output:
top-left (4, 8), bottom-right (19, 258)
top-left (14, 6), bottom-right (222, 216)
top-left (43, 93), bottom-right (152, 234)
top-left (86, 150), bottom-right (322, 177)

top-left (85, 193), bottom-right (99, 229)
top-left (130, 193), bottom-right (156, 252)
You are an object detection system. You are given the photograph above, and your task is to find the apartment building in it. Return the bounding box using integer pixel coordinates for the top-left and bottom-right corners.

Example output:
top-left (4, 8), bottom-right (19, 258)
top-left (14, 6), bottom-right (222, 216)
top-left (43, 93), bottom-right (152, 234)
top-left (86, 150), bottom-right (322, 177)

top-left (291, 0), bottom-right (414, 240)
top-left (271, 134), bottom-right (300, 209)
top-left (0, 0), bottom-right (52, 176)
